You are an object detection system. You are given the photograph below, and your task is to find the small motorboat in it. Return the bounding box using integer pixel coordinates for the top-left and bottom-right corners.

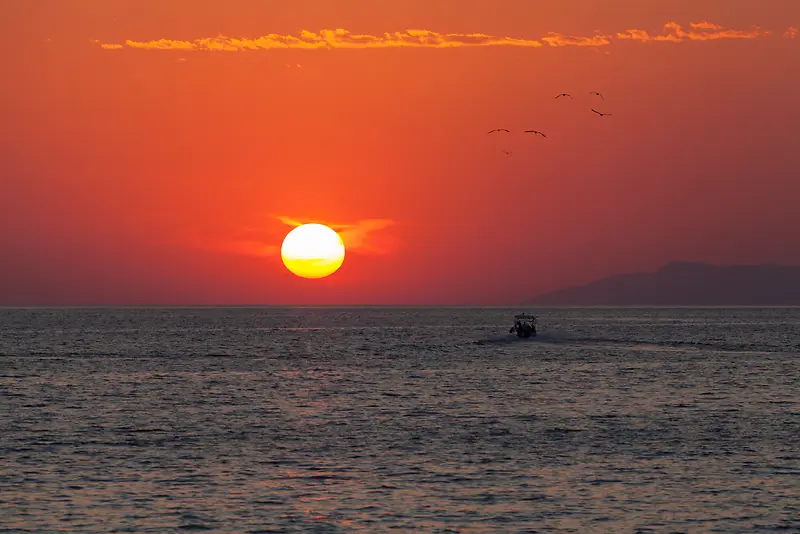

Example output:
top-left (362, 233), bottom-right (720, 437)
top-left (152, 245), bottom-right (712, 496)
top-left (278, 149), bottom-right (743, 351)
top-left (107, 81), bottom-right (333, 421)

top-left (509, 314), bottom-right (537, 338)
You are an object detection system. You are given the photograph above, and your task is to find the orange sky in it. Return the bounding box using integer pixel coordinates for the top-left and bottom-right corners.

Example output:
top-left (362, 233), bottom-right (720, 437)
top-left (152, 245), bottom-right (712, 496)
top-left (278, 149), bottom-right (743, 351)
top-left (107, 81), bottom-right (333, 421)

top-left (1, 0), bottom-right (799, 305)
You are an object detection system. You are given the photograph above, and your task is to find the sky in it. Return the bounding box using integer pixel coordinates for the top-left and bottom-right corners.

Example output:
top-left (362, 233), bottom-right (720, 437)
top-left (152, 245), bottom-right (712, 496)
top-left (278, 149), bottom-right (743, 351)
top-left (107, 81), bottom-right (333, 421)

top-left (1, 0), bottom-right (799, 305)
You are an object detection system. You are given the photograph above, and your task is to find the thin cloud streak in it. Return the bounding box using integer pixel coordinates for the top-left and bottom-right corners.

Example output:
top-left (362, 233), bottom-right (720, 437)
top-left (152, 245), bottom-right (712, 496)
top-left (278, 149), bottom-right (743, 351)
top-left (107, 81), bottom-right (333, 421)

top-left (540, 33), bottom-right (612, 47)
top-left (183, 216), bottom-right (394, 260)
top-left (275, 215), bottom-right (395, 254)
top-left (96, 21), bottom-right (772, 52)
top-left (616, 21), bottom-right (770, 42)
top-left (104, 30), bottom-right (543, 52)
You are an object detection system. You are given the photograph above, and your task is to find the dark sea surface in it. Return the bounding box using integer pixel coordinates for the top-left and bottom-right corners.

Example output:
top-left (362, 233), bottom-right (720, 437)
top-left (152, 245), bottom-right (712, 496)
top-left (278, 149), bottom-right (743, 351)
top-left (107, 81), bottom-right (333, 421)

top-left (1, 307), bottom-right (798, 533)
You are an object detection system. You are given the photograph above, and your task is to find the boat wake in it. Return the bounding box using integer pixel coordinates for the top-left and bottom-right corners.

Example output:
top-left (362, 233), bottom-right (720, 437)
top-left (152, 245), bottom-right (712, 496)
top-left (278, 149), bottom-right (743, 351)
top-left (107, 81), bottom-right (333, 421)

top-left (472, 330), bottom-right (570, 345)
top-left (470, 312), bottom-right (795, 353)
top-left (473, 331), bottom-right (788, 354)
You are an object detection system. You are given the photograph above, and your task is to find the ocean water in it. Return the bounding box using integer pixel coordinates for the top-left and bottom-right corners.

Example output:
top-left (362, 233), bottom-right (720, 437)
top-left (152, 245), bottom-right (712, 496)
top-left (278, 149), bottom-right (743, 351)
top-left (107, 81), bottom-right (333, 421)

top-left (1, 307), bottom-right (798, 533)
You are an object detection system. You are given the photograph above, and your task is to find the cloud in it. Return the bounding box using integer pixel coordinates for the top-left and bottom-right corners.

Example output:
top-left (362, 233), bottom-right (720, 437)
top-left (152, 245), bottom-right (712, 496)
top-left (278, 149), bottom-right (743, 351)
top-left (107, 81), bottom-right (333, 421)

top-left (785, 27), bottom-right (799, 39)
top-left (275, 215), bottom-right (395, 254)
top-left (335, 219), bottom-right (395, 253)
top-left (101, 30), bottom-right (543, 52)
top-left (95, 21), bottom-right (770, 52)
top-left (191, 215), bottom-right (394, 260)
top-left (616, 21), bottom-right (769, 42)
top-left (540, 33), bottom-right (613, 47)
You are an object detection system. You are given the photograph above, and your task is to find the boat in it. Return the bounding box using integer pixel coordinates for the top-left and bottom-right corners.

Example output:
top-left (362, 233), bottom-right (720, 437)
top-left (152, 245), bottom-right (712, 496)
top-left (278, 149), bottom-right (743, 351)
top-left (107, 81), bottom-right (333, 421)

top-left (509, 314), bottom-right (537, 338)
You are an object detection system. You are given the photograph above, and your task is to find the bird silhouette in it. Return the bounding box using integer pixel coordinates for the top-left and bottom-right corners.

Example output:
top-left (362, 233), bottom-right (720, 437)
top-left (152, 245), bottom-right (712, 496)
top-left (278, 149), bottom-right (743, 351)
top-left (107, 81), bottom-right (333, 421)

top-left (555, 93), bottom-right (572, 99)
top-left (487, 128), bottom-right (511, 134)
top-left (589, 91), bottom-right (604, 100)
top-left (502, 150), bottom-right (512, 156)
top-left (524, 130), bottom-right (547, 138)
top-left (591, 108), bottom-right (612, 116)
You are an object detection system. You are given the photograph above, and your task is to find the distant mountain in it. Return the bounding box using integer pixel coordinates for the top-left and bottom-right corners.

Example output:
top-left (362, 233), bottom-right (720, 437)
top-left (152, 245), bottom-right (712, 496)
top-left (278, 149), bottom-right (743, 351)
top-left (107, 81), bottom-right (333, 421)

top-left (527, 262), bottom-right (800, 306)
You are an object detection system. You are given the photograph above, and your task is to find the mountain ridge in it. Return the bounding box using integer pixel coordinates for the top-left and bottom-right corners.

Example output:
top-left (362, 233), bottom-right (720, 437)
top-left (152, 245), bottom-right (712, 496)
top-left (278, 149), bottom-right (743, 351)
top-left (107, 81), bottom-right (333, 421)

top-left (527, 262), bottom-right (800, 306)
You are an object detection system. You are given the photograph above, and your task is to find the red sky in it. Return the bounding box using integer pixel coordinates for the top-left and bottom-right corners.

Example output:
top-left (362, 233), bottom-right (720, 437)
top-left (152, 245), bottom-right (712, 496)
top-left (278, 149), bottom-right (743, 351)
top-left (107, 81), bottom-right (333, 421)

top-left (1, 0), bottom-right (799, 305)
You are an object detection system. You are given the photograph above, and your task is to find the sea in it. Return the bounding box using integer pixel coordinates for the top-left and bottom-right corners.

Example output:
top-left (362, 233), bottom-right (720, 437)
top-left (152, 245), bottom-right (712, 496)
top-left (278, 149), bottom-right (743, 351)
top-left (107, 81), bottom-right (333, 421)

top-left (0, 307), bottom-right (798, 533)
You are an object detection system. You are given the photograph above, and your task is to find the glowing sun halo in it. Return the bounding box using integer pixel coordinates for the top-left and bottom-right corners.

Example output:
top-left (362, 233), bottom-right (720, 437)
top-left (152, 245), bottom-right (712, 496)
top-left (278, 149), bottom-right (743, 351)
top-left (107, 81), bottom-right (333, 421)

top-left (281, 224), bottom-right (345, 279)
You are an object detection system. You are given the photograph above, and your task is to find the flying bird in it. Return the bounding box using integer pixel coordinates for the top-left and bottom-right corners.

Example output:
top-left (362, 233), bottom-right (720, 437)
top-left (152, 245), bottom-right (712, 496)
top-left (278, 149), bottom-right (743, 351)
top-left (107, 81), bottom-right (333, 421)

top-left (591, 108), bottom-right (612, 116)
top-left (589, 91), bottom-right (604, 100)
top-left (555, 93), bottom-right (572, 99)
top-left (487, 128), bottom-right (511, 134)
top-left (502, 150), bottom-right (512, 156)
top-left (524, 130), bottom-right (547, 138)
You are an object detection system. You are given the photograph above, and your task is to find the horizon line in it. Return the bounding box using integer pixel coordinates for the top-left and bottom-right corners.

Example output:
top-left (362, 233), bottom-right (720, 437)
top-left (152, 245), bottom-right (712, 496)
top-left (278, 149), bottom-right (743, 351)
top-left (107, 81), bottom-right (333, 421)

top-left (2, 305), bottom-right (800, 310)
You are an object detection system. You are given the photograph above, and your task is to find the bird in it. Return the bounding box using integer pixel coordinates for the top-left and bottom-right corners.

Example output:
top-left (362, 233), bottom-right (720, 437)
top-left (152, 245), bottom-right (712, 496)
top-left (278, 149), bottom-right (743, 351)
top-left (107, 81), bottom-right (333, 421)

top-left (524, 130), bottom-right (547, 138)
top-left (555, 93), bottom-right (572, 99)
top-left (591, 108), bottom-right (612, 116)
top-left (589, 91), bottom-right (604, 100)
top-left (487, 128), bottom-right (511, 134)
top-left (502, 150), bottom-right (512, 156)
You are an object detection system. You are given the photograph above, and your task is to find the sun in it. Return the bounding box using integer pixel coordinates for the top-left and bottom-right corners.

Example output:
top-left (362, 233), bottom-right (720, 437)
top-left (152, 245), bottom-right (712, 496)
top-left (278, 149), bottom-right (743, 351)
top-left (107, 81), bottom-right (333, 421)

top-left (281, 223), bottom-right (345, 279)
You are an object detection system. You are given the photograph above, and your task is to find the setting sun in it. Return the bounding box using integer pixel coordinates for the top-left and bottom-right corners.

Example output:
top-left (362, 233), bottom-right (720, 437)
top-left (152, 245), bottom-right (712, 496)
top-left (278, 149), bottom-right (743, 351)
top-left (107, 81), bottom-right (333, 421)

top-left (280, 224), bottom-right (345, 279)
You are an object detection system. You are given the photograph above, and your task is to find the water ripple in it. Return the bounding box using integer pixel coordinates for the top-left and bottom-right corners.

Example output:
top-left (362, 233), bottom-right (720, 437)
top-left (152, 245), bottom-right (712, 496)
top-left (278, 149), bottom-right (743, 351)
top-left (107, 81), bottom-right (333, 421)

top-left (1, 307), bottom-right (798, 532)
